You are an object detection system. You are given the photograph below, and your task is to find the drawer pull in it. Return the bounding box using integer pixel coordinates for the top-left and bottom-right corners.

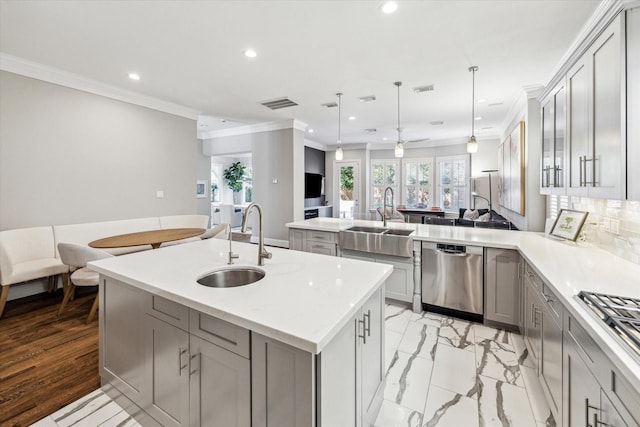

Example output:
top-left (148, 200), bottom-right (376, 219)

top-left (178, 347), bottom-right (188, 375)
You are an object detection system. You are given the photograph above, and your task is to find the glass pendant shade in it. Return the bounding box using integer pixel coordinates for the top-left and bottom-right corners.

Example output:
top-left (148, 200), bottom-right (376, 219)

top-left (394, 142), bottom-right (404, 158)
top-left (467, 135), bottom-right (478, 153)
top-left (335, 145), bottom-right (343, 160)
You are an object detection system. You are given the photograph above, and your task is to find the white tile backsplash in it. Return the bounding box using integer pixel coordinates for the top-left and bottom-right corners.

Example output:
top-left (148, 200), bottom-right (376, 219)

top-left (548, 196), bottom-right (640, 265)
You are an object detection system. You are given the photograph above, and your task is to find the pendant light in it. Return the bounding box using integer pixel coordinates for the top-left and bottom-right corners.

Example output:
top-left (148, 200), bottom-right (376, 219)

top-left (394, 81), bottom-right (404, 158)
top-left (335, 92), bottom-right (344, 160)
top-left (467, 66), bottom-right (479, 154)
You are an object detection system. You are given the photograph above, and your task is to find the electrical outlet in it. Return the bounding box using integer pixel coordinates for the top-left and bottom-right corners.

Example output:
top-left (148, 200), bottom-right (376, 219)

top-left (610, 218), bottom-right (620, 235)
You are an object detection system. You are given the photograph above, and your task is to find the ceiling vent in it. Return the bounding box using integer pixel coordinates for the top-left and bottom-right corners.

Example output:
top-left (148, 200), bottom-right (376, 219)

top-left (322, 102), bottom-right (338, 108)
top-left (365, 128), bottom-right (377, 133)
top-left (413, 85), bottom-right (434, 93)
top-left (359, 95), bottom-right (376, 102)
top-left (488, 102), bottom-right (503, 107)
top-left (260, 97), bottom-right (298, 110)
top-left (429, 121), bottom-right (444, 126)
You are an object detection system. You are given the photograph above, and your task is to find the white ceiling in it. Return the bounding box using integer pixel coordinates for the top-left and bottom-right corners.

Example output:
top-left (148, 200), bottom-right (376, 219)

top-left (0, 0), bottom-right (601, 148)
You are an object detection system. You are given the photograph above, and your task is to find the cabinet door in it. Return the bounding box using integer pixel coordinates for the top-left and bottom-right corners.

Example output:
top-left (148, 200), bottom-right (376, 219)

top-left (190, 335), bottom-right (251, 427)
top-left (567, 58), bottom-right (591, 195)
top-left (101, 278), bottom-right (147, 403)
top-left (599, 391), bottom-right (629, 427)
top-left (377, 255), bottom-right (412, 303)
top-left (554, 85), bottom-right (566, 190)
top-left (540, 304), bottom-right (563, 420)
top-left (484, 248), bottom-right (521, 326)
top-left (564, 335), bottom-right (600, 427)
top-left (523, 276), bottom-right (542, 365)
top-left (289, 229), bottom-right (305, 252)
top-left (145, 315), bottom-right (190, 427)
top-left (590, 14), bottom-right (625, 199)
top-left (541, 95), bottom-right (555, 191)
top-left (360, 288), bottom-right (384, 424)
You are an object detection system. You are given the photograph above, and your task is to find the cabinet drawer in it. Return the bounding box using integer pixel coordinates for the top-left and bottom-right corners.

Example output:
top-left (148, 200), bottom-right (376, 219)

top-left (306, 230), bottom-right (336, 242)
top-left (189, 310), bottom-right (250, 358)
top-left (524, 263), bottom-right (543, 290)
top-left (610, 369), bottom-right (640, 425)
top-left (306, 240), bottom-right (337, 256)
top-left (146, 294), bottom-right (190, 330)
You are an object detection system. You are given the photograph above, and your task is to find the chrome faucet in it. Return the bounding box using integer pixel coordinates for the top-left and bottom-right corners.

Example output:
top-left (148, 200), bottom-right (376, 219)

top-left (383, 186), bottom-right (394, 227)
top-left (226, 223), bottom-right (239, 265)
top-left (241, 203), bottom-right (272, 266)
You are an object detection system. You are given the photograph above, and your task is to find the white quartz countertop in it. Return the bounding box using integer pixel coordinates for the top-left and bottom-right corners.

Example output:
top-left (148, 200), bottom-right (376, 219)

top-left (89, 238), bottom-right (391, 354)
top-left (287, 218), bottom-right (640, 389)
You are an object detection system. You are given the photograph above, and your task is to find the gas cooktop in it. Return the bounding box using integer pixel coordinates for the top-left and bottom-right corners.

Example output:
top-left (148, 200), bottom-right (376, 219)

top-left (578, 291), bottom-right (640, 362)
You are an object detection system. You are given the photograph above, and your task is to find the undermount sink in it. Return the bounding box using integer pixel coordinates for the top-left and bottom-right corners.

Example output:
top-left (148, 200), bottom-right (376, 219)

top-left (339, 226), bottom-right (414, 257)
top-left (197, 266), bottom-right (265, 288)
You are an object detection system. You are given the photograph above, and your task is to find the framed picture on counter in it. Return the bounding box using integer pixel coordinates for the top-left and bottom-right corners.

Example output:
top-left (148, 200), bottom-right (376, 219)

top-left (549, 209), bottom-right (588, 241)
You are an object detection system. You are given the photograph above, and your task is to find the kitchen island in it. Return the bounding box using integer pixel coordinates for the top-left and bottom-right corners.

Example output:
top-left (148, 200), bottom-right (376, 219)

top-left (89, 237), bottom-right (392, 427)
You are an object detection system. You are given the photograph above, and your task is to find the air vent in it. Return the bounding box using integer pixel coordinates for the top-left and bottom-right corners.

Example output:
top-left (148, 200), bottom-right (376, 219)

top-left (365, 128), bottom-right (377, 133)
top-left (488, 102), bottom-right (503, 107)
top-left (413, 85), bottom-right (434, 93)
top-left (260, 97), bottom-right (298, 110)
top-left (429, 121), bottom-right (443, 126)
top-left (359, 95), bottom-right (376, 102)
top-left (322, 102), bottom-right (338, 108)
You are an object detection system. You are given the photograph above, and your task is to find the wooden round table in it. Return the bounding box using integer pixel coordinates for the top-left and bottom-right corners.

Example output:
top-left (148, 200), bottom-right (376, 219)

top-left (89, 228), bottom-right (206, 250)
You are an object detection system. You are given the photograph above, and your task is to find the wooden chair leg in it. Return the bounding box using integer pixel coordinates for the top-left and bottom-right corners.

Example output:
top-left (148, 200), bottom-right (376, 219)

top-left (58, 284), bottom-right (76, 317)
top-left (87, 293), bottom-right (99, 324)
top-left (61, 273), bottom-right (69, 295)
top-left (0, 285), bottom-right (10, 318)
top-left (47, 276), bottom-right (53, 293)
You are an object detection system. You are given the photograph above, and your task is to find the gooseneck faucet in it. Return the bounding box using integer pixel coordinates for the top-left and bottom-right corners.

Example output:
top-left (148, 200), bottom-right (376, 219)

top-left (241, 203), bottom-right (272, 266)
top-left (383, 186), bottom-right (394, 227)
top-left (226, 223), bottom-right (239, 265)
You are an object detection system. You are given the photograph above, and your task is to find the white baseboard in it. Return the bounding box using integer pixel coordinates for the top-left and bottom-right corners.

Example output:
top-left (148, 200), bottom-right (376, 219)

top-left (249, 236), bottom-right (289, 249)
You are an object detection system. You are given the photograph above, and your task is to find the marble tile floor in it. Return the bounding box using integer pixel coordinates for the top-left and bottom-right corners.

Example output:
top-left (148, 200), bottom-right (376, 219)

top-left (31, 303), bottom-right (554, 427)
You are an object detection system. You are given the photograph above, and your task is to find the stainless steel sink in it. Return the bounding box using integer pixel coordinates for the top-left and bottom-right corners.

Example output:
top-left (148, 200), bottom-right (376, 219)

top-left (197, 267), bottom-right (265, 288)
top-left (339, 226), bottom-right (414, 257)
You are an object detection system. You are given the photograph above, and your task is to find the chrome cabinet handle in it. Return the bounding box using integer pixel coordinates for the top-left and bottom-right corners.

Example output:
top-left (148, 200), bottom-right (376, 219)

top-left (357, 317), bottom-right (367, 344)
top-left (580, 156), bottom-right (585, 187)
top-left (434, 249), bottom-right (467, 257)
top-left (586, 398), bottom-right (599, 427)
top-left (178, 347), bottom-right (188, 375)
top-left (554, 165), bottom-right (562, 187)
top-left (593, 413), bottom-right (609, 427)
top-left (542, 293), bottom-right (554, 304)
top-left (364, 310), bottom-right (371, 337)
top-left (189, 352), bottom-right (199, 377)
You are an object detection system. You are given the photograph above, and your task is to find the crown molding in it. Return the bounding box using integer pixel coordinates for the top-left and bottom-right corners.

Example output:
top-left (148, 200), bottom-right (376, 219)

top-left (0, 53), bottom-right (201, 120)
top-left (200, 119), bottom-right (307, 139)
top-left (304, 139), bottom-right (328, 151)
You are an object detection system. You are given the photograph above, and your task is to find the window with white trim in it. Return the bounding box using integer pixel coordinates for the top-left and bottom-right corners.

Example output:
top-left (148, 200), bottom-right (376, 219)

top-left (371, 160), bottom-right (398, 209)
top-left (435, 155), bottom-right (470, 212)
top-left (402, 158), bottom-right (433, 208)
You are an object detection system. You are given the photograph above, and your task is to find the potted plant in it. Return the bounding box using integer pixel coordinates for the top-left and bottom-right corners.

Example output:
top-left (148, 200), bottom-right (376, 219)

top-left (223, 161), bottom-right (246, 204)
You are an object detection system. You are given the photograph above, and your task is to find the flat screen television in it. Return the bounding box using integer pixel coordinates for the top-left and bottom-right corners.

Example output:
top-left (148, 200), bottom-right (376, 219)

top-left (305, 173), bottom-right (324, 198)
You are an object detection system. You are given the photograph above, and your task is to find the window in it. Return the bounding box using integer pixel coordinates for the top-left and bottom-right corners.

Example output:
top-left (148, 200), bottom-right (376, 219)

top-left (243, 165), bottom-right (252, 204)
top-left (371, 160), bottom-right (398, 208)
top-left (436, 155), bottom-right (470, 212)
top-left (211, 163), bottom-right (222, 203)
top-left (402, 158), bottom-right (433, 208)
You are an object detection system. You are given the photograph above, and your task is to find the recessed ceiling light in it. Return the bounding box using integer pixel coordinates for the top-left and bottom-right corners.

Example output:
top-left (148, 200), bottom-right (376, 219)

top-left (243, 49), bottom-right (257, 58)
top-left (383, 137), bottom-right (388, 141)
top-left (308, 129), bottom-right (314, 133)
top-left (477, 98), bottom-right (487, 103)
top-left (128, 73), bottom-right (141, 80)
top-left (381, 1), bottom-right (398, 14)
top-left (348, 116), bottom-right (356, 121)
top-left (475, 116), bottom-right (482, 121)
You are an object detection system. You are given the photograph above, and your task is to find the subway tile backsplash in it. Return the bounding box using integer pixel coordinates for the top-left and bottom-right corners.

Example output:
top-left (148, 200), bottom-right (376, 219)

top-left (548, 196), bottom-right (640, 265)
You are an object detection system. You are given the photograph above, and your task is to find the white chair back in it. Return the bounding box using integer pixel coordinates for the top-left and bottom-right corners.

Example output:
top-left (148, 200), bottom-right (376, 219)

top-left (57, 242), bottom-right (113, 269)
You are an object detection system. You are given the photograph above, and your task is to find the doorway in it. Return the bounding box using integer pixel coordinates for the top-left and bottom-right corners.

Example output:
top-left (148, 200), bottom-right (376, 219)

top-left (336, 161), bottom-right (359, 219)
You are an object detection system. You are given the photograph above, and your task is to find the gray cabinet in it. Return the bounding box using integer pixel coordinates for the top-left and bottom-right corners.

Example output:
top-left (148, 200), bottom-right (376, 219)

top-left (342, 249), bottom-right (413, 303)
top-left (484, 248), bottom-right (521, 327)
top-left (567, 13), bottom-right (626, 199)
top-left (522, 262), bottom-right (563, 423)
top-left (318, 287), bottom-right (385, 427)
top-left (541, 80), bottom-right (567, 194)
top-left (627, 7), bottom-right (640, 201)
top-left (288, 228), bottom-right (338, 256)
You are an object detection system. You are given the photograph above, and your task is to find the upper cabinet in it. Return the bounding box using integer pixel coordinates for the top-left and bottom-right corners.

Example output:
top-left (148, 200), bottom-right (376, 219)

top-left (540, 80), bottom-right (567, 194)
top-left (566, 13), bottom-right (626, 199)
top-left (627, 7), bottom-right (640, 201)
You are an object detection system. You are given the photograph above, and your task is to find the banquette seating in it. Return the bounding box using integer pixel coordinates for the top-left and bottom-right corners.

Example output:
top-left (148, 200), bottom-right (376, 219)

top-left (0, 214), bottom-right (212, 318)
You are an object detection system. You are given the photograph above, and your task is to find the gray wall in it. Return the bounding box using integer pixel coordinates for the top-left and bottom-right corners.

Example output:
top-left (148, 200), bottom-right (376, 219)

top-left (203, 128), bottom-right (304, 244)
top-left (0, 71), bottom-right (209, 230)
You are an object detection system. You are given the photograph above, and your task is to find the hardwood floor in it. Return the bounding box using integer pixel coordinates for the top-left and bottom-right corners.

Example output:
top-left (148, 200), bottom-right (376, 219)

top-left (0, 288), bottom-right (100, 427)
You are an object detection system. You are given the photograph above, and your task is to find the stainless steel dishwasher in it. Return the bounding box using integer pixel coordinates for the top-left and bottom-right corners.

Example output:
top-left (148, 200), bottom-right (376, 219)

top-left (421, 242), bottom-right (483, 320)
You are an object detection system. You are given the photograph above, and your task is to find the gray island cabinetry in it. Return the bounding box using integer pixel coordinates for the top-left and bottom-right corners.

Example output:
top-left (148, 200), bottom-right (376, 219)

top-left (93, 238), bottom-right (390, 427)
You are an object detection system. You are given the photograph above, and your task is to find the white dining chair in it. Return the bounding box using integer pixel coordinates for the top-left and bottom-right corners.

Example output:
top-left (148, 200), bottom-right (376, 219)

top-left (57, 242), bottom-right (113, 323)
top-left (200, 223), bottom-right (229, 240)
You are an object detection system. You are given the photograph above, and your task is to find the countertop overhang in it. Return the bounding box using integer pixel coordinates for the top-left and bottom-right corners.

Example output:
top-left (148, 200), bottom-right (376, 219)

top-left (89, 238), bottom-right (392, 354)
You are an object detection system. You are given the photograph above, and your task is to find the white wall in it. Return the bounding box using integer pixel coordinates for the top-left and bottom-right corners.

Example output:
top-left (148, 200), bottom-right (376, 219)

top-left (0, 71), bottom-right (209, 230)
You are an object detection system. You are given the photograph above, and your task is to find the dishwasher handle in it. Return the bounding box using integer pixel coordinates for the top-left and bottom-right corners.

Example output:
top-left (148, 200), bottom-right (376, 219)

top-left (434, 249), bottom-right (469, 257)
